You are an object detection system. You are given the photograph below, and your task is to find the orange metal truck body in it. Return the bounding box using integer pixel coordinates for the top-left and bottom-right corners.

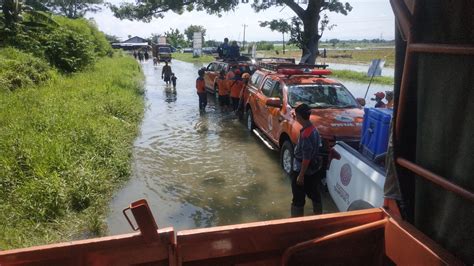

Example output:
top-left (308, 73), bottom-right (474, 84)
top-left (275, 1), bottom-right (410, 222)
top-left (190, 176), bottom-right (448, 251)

top-left (0, 201), bottom-right (462, 265)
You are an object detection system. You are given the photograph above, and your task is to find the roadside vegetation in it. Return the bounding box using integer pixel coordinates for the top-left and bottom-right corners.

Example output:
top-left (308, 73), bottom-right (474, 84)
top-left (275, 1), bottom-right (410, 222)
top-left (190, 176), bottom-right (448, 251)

top-left (331, 70), bottom-right (393, 85)
top-left (257, 46), bottom-right (395, 67)
top-left (0, 4), bottom-right (144, 248)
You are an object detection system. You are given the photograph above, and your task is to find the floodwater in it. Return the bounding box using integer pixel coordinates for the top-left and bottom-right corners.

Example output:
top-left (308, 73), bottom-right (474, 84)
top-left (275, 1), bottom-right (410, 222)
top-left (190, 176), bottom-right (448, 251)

top-left (327, 62), bottom-right (394, 77)
top-left (106, 59), bottom-right (393, 235)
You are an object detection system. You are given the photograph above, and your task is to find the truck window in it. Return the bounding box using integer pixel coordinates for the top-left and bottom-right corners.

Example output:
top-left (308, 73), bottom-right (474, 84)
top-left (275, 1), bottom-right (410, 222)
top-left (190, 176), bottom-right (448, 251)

top-left (250, 73), bottom-right (263, 87)
top-left (287, 84), bottom-right (358, 108)
top-left (262, 79), bottom-right (275, 97)
top-left (159, 47), bottom-right (171, 53)
top-left (270, 82), bottom-right (282, 99)
top-left (207, 63), bottom-right (217, 71)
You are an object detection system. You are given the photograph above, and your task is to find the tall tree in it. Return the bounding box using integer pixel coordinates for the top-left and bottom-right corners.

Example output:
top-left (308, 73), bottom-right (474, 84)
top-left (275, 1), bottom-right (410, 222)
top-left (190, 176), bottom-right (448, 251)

top-left (43, 0), bottom-right (103, 18)
top-left (109, 0), bottom-right (352, 64)
top-left (183, 24), bottom-right (205, 42)
top-left (163, 28), bottom-right (186, 48)
top-left (259, 19), bottom-right (291, 54)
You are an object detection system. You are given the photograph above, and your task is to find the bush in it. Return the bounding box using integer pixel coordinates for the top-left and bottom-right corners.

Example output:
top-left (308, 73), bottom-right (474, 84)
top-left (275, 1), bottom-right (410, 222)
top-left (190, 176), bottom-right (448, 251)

top-left (0, 48), bottom-right (53, 91)
top-left (256, 41), bottom-right (274, 50)
top-left (54, 17), bottom-right (112, 57)
top-left (45, 29), bottom-right (96, 73)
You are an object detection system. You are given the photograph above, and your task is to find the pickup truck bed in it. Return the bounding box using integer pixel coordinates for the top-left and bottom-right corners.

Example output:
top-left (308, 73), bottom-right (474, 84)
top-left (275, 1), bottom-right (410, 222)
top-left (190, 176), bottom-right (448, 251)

top-left (326, 142), bottom-right (386, 212)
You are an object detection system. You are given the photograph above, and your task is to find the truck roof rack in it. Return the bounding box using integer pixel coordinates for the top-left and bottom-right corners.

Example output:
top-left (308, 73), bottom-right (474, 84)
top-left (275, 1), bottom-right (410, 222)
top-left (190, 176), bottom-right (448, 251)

top-left (214, 55), bottom-right (253, 63)
top-left (258, 62), bottom-right (329, 72)
top-left (255, 57), bottom-right (296, 64)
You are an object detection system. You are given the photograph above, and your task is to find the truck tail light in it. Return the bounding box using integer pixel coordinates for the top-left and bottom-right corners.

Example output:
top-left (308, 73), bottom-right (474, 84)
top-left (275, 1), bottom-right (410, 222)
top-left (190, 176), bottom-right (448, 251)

top-left (327, 148), bottom-right (341, 170)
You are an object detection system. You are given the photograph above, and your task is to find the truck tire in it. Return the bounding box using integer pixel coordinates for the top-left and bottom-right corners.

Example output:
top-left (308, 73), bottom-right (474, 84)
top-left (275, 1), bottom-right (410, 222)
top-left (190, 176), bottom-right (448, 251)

top-left (347, 200), bottom-right (374, 211)
top-left (280, 140), bottom-right (294, 176)
top-left (246, 108), bottom-right (254, 131)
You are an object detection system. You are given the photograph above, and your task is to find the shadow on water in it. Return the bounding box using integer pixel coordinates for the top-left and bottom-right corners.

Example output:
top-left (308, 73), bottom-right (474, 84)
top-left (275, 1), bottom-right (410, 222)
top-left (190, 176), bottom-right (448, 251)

top-left (106, 59), bottom-right (385, 235)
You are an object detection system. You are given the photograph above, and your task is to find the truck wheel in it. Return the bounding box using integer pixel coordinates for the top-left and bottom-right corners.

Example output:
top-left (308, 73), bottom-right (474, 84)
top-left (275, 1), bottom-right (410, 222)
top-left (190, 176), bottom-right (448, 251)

top-left (246, 108), bottom-right (254, 131)
top-left (280, 141), bottom-right (294, 176)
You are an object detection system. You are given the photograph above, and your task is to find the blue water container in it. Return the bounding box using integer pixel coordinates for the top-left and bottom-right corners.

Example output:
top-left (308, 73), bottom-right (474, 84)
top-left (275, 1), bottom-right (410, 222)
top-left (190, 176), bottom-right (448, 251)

top-left (360, 108), bottom-right (393, 160)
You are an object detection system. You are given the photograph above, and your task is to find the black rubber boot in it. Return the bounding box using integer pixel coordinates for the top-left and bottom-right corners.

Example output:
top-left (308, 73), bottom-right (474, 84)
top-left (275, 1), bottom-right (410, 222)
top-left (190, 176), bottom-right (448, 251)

top-left (312, 201), bottom-right (322, 215)
top-left (291, 205), bottom-right (304, 217)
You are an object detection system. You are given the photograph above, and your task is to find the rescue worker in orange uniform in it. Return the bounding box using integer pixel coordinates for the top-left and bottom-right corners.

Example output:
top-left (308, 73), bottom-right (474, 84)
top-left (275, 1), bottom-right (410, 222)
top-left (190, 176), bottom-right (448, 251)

top-left (196, 69), bottom-right (207, 112)
top-left (236, 72), bottom-right (251, 118)
top-left (229, 69), bottom-right (244, 112)
top-left (217, 70), bottom-right (230, 111)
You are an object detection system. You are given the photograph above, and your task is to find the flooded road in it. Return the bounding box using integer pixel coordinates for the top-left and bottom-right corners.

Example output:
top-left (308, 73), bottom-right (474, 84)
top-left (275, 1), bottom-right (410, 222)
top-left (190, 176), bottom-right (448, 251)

top-left (106, 59), bottom-right (393, 235)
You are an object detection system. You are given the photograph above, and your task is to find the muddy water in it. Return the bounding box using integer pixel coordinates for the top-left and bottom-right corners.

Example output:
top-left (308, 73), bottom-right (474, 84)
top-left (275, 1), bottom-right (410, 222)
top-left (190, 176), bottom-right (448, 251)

top-left (106, 60), bottom-right (393, 235)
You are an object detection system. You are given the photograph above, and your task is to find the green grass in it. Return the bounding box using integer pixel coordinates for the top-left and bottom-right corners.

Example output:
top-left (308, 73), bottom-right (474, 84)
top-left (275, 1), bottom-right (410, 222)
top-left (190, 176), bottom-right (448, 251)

top-left (331, 70), bottom-right (394, 85)
top-left (172, 52), bottom-right (215, 63)
top-left (0, 52), bottom-right (144, 249)
top-left (256, 47), bottom-right (395, 67)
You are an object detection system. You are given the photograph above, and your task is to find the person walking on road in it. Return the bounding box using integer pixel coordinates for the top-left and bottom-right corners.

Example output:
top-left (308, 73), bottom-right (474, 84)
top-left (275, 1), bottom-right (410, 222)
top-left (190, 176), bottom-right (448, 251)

top-left (229, 69), bottom-right (244, 112)
top-left (171, 73), bottom-right (177, 89)
top-left (217, 70), bottom-right (230, 112)
top-left (196, 69), bottom-right (207, 112)
top-left (236, 72), bottom-right (251, 118)
top-left (162, 61), bottom-right (172, 85)
top-left (291, 103), bottom-right (322, 217)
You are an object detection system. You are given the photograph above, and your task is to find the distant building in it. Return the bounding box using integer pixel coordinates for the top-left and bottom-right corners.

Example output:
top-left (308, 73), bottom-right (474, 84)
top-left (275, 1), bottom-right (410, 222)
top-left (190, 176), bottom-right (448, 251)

top-left (112, 36), bottom-right (150, 51)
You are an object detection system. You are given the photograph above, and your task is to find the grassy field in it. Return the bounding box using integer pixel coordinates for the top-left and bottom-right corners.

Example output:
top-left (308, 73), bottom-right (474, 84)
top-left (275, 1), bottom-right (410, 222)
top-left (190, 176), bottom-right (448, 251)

top-left (331, 70), bottom-right (393, 85)
top-left (172, 52), bottom-right (215, 63)
top-left (257, 47), bottom-right (395, 67)
top-left (0, 53), bottom-right (144, 248)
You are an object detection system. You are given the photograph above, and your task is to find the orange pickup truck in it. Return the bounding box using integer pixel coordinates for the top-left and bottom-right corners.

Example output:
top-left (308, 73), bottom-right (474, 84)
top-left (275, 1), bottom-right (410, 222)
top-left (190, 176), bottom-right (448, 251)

top-left (203, 57), bottom-right (256, 96)
top-left (244, 63), bottom-right (365, 175)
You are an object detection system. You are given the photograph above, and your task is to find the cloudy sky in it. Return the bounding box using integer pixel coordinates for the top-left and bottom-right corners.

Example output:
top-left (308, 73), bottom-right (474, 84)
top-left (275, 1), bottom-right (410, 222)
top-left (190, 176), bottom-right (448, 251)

top-left (89, 0), bottom-right (395, 42)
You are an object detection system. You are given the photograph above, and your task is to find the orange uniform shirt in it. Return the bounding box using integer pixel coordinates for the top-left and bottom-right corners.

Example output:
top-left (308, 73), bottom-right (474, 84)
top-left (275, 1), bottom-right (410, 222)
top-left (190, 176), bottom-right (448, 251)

top-left (217, 77), bottom-right (229, 96)
top-left (196, 77), bottom-right (205, 93)
top-left (230, 79), bottom-right (244, 98)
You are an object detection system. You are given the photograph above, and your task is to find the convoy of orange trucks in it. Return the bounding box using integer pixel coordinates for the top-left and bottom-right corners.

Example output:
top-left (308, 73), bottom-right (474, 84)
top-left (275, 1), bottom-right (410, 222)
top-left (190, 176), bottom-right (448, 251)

top-left (0, 0), bottom-right (472, 265)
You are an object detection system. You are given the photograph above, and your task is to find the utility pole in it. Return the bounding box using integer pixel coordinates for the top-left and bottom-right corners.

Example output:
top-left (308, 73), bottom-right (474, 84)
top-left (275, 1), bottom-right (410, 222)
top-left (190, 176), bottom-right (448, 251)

top-left (242, 24), bottom-right (248, 50)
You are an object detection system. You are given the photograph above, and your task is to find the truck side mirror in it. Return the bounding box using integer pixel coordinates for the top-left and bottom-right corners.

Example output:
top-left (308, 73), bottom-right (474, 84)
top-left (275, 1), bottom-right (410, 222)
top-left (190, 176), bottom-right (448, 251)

top-left (356, 98), bottom-right (366, 107)
top-left (266, 98), bottom-right (282, 108)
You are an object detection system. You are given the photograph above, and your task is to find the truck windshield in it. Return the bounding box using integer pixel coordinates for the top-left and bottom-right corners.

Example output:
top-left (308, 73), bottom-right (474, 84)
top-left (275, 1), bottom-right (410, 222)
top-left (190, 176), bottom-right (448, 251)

top-left (159, 47), bottom-right (171, 53)
top-left (288, 84), bottom-right (358, 108)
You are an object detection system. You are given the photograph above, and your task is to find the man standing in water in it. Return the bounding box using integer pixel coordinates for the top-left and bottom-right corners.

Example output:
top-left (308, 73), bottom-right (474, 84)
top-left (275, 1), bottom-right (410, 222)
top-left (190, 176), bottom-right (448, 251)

top-left (291, 103), bottom-right (322, 217)
top-left (196, 69), bottom-right (207, 112)
top-left (162, 61), bottom-right (172, 85)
